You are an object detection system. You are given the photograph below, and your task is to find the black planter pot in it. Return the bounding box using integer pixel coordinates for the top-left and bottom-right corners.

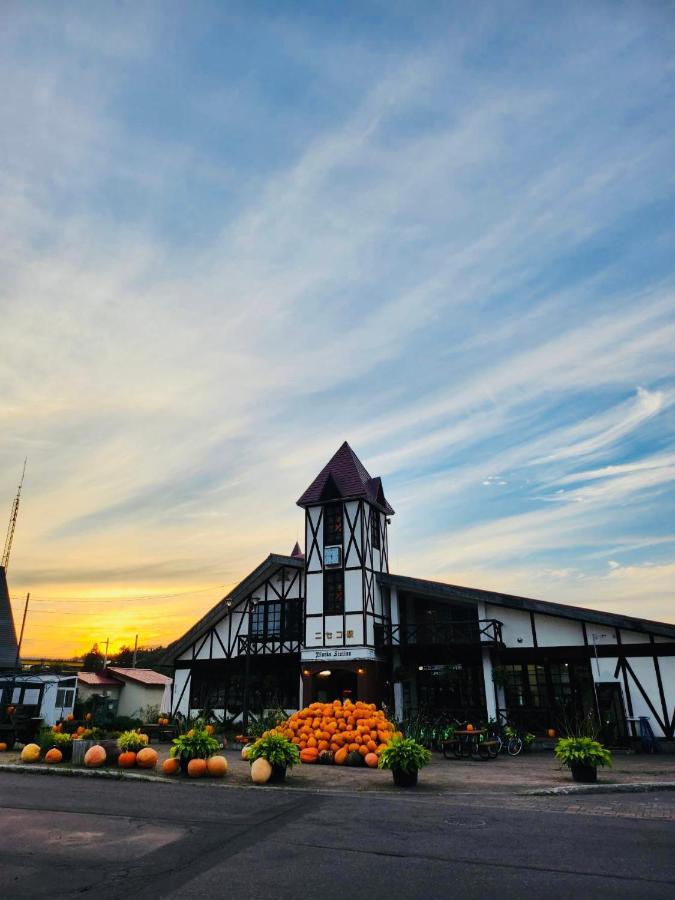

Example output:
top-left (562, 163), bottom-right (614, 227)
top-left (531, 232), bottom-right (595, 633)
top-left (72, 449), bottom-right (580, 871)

top-left (268, 763), bottom-right (287, 783)
top-left (392, 767), bottom-right (418, 788)
top-left (570, 762), bottom-right (597, 783)
top-left (179, 756), bottom-right (194, 775)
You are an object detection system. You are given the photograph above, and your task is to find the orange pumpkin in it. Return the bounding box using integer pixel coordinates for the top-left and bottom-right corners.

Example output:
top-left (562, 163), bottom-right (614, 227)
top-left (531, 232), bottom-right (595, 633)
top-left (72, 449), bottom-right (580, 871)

top-left (547, 729), bottom-right (556, 738)
top-left (136, 747), bottom-right (158, 769)
top-left (84, 745), bottom-right (106, 767)
top-left (187, 758), bottom-right (207, 778)
top-left (466, 723), bottom-right (474, 732)
top-left (365, 752), bottom-right (379, 768)
top-left (21, 743), bottom-right (41, 763)
top-left (66, 714), bottom-right (74, 721)
top-left (206, 755), bottom-right (228, 777)
top-left (44, 748), bottom-right (62, 764)
top-left (85, 712), bottom-right (92, 721)
top-left (300, 747), bottom-right (319, 764)
top-left (118, 751), bottom-right (137, 768)
top-left (0, 743), bottom-right (7, 752)
top-left (162, 757), bottom-right (180, 776)
top-left (335, 747), bottom-right (349, 765)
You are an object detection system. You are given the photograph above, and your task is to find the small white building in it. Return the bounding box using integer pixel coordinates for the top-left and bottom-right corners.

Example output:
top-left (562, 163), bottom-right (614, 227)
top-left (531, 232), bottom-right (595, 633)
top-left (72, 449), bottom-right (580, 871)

top-left (77, 667), bottom-right (172, 719)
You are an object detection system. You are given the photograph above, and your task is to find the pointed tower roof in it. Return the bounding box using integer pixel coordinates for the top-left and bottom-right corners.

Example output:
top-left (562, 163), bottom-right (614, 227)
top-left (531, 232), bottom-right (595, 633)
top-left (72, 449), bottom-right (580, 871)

top-left (297, 441), bottom-right (395, 514)
top-left (290, 541), bottom-right (304, 559)
top-left (0, 566), bottom-right (19, 670)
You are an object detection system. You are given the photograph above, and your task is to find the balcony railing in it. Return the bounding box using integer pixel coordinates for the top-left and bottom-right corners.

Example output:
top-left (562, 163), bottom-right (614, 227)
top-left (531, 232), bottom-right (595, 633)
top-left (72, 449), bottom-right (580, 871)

top-left (237, 635), bottom-right (302, 657)
top-left (376, 619), bottom-right (503, 648)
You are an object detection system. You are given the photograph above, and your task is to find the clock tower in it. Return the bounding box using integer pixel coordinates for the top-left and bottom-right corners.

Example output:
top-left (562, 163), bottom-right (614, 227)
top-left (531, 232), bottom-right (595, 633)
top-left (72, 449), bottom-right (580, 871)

top-left (296, 442), bottom-right (394, 702)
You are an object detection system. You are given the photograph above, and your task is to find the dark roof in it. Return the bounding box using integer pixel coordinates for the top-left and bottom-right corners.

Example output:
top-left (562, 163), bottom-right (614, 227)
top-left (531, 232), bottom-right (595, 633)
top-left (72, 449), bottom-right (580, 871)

top-left (0, 566), bottom-right (18, 670)
top-left (378, 573), bottom-right (675, 640)
top-left (290, 541), bottom-right (304, 559)
top-left (296, 441), bottom-right (395, 514)
top-left (163, 554), bottom-right (304, 663)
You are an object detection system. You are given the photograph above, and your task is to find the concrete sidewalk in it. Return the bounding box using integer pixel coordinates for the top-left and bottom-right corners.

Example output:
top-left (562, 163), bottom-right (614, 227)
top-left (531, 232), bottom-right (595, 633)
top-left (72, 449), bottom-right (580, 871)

top-left (2, 746), bottom-right (673, 795)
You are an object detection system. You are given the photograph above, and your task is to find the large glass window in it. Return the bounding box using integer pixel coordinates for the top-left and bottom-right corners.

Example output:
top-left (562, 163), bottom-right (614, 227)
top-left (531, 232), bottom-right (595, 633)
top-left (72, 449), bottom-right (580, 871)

top-left (323, 503), bottom-right (343, 546)
top-left (324, 569), bottom-right (344, 615)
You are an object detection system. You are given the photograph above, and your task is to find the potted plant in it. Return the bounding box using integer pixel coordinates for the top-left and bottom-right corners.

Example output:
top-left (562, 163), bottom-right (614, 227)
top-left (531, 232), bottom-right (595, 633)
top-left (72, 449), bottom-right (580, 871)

top-left (554, 736), bottom-right (612, 783)
top-left (169, 727), bottom-right (220, 774)
top-left (523, 732), bottom-right (535, 752)
top-left (378, 736), bottom-right (431, 787)
top-left (39, 729), bottom-right (73, 762)
top-left (247, 733), bottom-right (300, 783)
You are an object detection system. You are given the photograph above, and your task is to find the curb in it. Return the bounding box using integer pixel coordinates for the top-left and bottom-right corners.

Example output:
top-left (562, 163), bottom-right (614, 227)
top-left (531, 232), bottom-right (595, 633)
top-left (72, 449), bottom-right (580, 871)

top-left (0, 763), bottom-right (173, 784)
top-left (527, 781), bottom-right (675, 796)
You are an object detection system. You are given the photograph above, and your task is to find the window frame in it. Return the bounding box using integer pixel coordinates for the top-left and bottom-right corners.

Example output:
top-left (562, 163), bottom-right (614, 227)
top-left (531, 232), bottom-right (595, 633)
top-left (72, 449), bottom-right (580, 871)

top-left (323, 569), bottom-right (345, 616)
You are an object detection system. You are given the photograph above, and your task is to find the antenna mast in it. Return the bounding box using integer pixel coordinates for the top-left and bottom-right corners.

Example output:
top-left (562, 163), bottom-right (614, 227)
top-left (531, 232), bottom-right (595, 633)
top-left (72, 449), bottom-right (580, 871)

top-left (2, 458), bottom-right (27, 571)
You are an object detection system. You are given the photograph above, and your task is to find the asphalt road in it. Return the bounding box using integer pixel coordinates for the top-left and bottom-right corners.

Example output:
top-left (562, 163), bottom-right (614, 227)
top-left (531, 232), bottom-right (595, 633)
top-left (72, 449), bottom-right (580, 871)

top-left (0, 774), bottom-right (673, 899)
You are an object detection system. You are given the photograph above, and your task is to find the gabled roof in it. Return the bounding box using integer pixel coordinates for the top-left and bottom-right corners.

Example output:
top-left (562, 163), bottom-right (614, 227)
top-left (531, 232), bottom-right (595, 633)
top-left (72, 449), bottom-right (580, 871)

top-left (163, 553), bottom-right (304, 663)
top-left (297, 441), bottom-right (395, 514)
top-left (78, 671), bottom-right (121, 687)
top-left (107, 667), bottom-right (171, 686)
top-left (0, 566), bottom-right (19, 670)
top-left (378, 573), bottom-right (675, 640)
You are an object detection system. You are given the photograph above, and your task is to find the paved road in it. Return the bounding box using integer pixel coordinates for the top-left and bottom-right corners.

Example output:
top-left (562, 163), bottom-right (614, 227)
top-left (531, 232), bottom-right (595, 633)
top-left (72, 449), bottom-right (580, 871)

top-left (0, 775), bottom-right (673, 898)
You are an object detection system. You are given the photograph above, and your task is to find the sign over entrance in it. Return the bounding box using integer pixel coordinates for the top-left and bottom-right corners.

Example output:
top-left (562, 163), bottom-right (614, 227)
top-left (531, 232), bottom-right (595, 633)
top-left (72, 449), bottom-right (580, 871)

top-left (301, 646), bottom-right (382, 662)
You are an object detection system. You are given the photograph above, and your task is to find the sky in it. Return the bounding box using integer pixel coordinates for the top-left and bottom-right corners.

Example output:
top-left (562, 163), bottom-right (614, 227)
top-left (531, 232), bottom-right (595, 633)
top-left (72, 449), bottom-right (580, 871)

top-left (1, 1), bottom-right (674, 657)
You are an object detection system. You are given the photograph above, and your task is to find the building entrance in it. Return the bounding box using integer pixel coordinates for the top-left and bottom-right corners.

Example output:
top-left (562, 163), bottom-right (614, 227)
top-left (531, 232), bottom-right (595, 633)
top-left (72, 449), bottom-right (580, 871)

top-left (312, 668), bottom-right (358, 703)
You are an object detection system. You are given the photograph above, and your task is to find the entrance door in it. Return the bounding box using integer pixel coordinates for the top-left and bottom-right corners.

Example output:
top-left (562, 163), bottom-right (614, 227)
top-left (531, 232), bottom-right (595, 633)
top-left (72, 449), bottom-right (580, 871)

top-left (312, 669), bottom-right (358, 703)
top-left (596, 682), bottom-right (628, 746)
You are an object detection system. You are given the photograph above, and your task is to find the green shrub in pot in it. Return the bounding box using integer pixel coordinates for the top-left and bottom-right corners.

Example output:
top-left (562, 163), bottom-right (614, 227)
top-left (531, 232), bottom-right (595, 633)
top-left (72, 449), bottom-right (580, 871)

top-left (247, 734), bottom-right (300, 782)
top-left (554, 736), bottom-right (612, 783)
top-left (378, 736), bottom-right (431, 787)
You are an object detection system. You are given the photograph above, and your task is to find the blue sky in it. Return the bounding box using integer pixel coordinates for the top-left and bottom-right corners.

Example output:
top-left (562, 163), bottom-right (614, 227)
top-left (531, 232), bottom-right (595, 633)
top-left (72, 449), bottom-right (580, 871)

top-left (1, 2), bottom-right (674, 653)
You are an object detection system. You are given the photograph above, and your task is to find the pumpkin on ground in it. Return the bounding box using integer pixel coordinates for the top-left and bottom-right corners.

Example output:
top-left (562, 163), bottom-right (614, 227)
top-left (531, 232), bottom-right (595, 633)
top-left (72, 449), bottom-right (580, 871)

top-left (241, 744), bottom-right (253, 760)
top-left (84, 745), bottom-right (107, 767)
top-left (0, 743), bottom-right (8, 752)
top-left (334, 746), bottom-right (348, 765)
top-left (364, 752), bottom-right (379, 768)
top-left (162, 757), bottom-right (180, 776)
top-left (118, 751), bottom-right (137, 768)
top-left (250, 757), bottom-right (272, 784)
top-left (300, 747), bottom-right (319, 764)
top-left (318, 750), bottom-right (334, 765)
top-left (206, 755), bottom-right (228, 777)
top-left (44, 748), bottom-right (62, 764)
top-left (346, 750), bottom-right (364, 767)
top-left (187, 758), bottom-right (207, 778)
top-left (136, 747), bottom-right (158, 769)
top-left (21, 743), bottom-right (41, 763)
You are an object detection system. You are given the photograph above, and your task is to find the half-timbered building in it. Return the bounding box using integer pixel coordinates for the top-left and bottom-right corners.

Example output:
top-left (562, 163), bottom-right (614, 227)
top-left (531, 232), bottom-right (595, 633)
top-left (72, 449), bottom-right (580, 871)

top-left (165, 442), bottom-right (675, 746)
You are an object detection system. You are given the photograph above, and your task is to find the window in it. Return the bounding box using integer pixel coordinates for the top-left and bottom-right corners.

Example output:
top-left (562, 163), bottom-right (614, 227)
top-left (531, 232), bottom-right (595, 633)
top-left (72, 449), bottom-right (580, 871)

top-left (370, 507), bottom-right (380, 549)
top-left (56, 689), bottom-right (74, 708)
top-left (324, 569), bottom-right (344, 615)
top-left (284, 599), bottom-right (302, 639)
top-left (250, 603), bottom-right (265, 636)
top-left (323, 503), bottom-right (343, 546)
top-left (266, 602), bottom-right (281, 638)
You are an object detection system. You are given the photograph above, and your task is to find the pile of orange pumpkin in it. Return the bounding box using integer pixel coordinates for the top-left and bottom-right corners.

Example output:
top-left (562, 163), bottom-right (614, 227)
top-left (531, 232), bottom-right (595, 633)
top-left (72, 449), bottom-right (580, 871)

top-left (267, 700), bottom-right (400, 768)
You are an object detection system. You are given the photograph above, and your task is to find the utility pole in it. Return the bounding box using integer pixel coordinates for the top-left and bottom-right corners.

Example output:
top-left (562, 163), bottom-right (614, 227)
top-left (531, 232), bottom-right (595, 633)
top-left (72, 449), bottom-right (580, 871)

top-left (14, 592), bottom-right (30, 669)
top-left (103, 638), bottom-right (109, 670)
top-left (132, 634), bottom-right (138, 668)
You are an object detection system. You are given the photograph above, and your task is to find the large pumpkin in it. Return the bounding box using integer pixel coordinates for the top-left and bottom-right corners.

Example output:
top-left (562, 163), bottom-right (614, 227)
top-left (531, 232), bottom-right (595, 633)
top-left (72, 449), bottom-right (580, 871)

top-left (300, 747), bottom-right (319, 764)
top-left (364, 752), bottom-right (379, 768)
top-left (206, 755), bottom-right (228, 777)
top-left (187, 758), bottom-right (207, 778)
top-left (118, 751), bottom-right (137, 768)
top-left (44, 748), bottom-right (63, 764)
top-left (136, 747), bottom-right (158, 769)
top-left (21, 743), bottom-right (41, 763)
top-left (318, 750), bottom-right (334, 765)
top-left (162, 757), bottom-right (180, 776)
top-left (251, 757), bottom-right (272, 784)
top-left (0, 743), bottom-right (7, 752)
top-left (84, 745), bottom-right (106, 768)
top-left (334, 746), bottom-right (348, 765)
top-left (346, 750), bottom-right (364, 767)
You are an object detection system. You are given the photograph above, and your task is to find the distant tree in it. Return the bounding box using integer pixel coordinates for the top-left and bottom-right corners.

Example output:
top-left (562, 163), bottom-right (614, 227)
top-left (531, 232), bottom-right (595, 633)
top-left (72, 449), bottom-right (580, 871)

top-left (107, 644), bottom-right (169, 672)
top-left (82, 643), bottom-right (105, 672)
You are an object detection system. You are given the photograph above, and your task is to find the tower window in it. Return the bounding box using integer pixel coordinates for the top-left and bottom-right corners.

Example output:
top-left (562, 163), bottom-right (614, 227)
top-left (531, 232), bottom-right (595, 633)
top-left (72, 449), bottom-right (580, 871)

top-left (370, 507), bottom-right (380, 550)
top-left (324, 569), bottom-right (344, 615)
top-left (323, 502), bottom-right (343, 546)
